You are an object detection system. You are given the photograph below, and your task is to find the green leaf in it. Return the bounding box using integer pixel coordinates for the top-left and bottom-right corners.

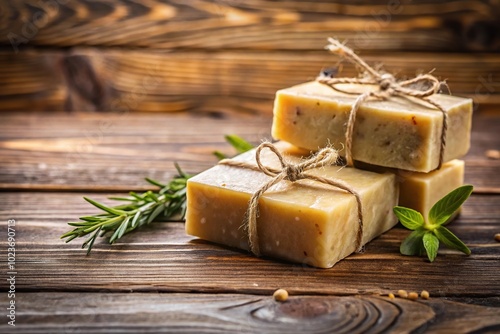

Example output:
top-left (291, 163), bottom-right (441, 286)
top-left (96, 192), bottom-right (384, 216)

top-left (400, 228), bottom-right (426, 256)
top-left (109, 217), bottom-right (130, 244)
top-left (84, 227), bottom-right (101, 256)
top-left (423, 232), bottom-right (439, 262)
top-left (393, 206), bottom-right (425, 230)
top-left (224, 134), bottom-right (254, 153)
top-left (212, 150), bottom-right (227, 160)
top-left (131, 211), bottom-right (142, 229)
top-left (129, 192), bottom-right (145, 201)
top-left (434, 226), bottom-right (471, 255)
top-left (145, 191), bottom-right (159, 203)
top-left (147, 204), bottom-right (165, 224)
top-left (84, 197), bottom-right (126, 216)
top-left (428, 185), bottom-right (473, 226)
top-left (145, 178), bottom-right (166, 188)
top-left (174, 162), bottom-right (190, 178)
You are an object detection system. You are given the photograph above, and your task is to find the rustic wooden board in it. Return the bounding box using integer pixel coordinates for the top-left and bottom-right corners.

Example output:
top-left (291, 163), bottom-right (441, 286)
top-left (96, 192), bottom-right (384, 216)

top-left (0, 292), bottom-right (499, 333)
top-left (1, 49), bottom-right (500, 112)
top-left (2, 0), bottom-right (499, 52)
top-left (0, 110), bottom-right (499, 330)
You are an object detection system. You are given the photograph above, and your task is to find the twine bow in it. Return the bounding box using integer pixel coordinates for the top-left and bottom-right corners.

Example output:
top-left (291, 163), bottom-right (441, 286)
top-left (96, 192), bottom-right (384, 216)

top-left (219, 142), bottom-right (364, 256)
top-left (317, 38), bottom-right (448, 169)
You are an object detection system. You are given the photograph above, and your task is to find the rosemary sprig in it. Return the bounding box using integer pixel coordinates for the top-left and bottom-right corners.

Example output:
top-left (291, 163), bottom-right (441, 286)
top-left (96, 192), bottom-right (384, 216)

top-left (61, 135), bottom-right (254, 254)
top-left (61, 163), bottom-right (191, 255)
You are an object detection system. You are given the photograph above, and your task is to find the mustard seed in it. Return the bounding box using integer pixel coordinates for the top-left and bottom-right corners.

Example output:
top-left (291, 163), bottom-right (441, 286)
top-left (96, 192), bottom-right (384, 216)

top-left (273, 289), bottom-right (288, 302)
top-left (408, 292), bottom-right (419, 301)
top-left (421, 290), bottom-right (430, 299)
top-left (388, 293), bottom-right (395, 300)
top-left (397, 290), bottom-right (408, 298)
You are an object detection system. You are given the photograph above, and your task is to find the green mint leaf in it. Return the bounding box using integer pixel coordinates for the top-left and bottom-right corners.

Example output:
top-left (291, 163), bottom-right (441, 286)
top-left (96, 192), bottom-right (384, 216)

top-left (423, 232), bottom-right (439, 262)
top-left (428, 185), bottom-right (473, 226)
top-left (434, 226), bottom-right (471, 255)
top-left (400, 228), bottom-right (426, 256)
top-left (224, 134), bottom-right (254, 153)
top-left (393, 206), bottom-right (425, 230)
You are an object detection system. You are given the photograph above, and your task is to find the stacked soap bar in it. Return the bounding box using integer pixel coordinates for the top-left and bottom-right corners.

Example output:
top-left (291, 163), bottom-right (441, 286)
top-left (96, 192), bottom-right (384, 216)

top-left (347, 159), bottom-right (464, 221)
top-left (272, 81), bottom-right (473, 172)
top-left (272, 81), bottom-right (471, 220)
top-left (186, 142), bottom-right (398, 268)
top-left (186, 78), bottom-right (472, 268)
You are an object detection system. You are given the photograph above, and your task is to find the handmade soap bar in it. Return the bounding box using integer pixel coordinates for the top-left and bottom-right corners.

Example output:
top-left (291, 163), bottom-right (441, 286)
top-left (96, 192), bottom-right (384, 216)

top-left (185, 142), bottom-right (399, 268)
top-left (272, 81), bottom-right (473, 172)
top-left (355, 158), bottom-right (465, 221)
top-left (398, 160), bottom-right (464, 221)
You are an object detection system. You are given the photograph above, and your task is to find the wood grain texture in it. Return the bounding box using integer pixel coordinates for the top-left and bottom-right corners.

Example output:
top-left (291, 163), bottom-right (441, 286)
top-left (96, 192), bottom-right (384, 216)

top-left (0, 292), bottom-right (498, 333)
top-left (0, 191), bottom-right (499, 296)
top-left (0, 110), bottom-right (499, 330)
top-left (1, 0), bottom-right (499, 51)
top-left (1, 49), bottom-right (500, 112)
top-left (0, 111), bottom-right (498, 192)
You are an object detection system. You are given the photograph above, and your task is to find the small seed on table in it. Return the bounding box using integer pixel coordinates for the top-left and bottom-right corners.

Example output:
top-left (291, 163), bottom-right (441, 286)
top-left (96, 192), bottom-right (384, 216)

top-left (408, 292), bottom-right (419, 300)
top-left (421, 290), bottom-right (430, 299)
top-left (273, 289), bottom-right (289, 302)
top-left (398, 290), bottom-right (408, 298)
top-left (388, 293), bottom-right (395, 299)
top-left (486, 150), bottom-right (500, 159)
top-left (495, 233), bottom-right (500, 242)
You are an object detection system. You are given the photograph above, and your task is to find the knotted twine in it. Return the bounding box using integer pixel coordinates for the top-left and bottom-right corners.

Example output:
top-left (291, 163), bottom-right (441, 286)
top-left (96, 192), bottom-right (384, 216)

top-left (317, 38), bottom-right (448, 169)
top-left (219, 142), bottom-right (363, 257)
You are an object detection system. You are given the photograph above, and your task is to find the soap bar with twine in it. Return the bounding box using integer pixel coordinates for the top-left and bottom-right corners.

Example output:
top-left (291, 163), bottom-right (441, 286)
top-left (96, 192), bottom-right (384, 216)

top-left (185, 141), bottom-right (398, 268)
top-left (272, 39), bottom-right (473, 172)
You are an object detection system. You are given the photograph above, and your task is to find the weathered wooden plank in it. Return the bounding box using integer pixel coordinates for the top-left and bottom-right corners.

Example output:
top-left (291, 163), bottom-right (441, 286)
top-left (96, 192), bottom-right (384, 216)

top-left (0, 192), bottom-right (498, 296)
top-left (1, 0), bottom-right (499, 52)
top-left (1, 49), bottom-right (500, 112)
top-left (0, 292), bottom-right (498, 333)
top-left (0, 155), bottom-right (498, 193)
top-left (0, 111), bottom-right (498, 192)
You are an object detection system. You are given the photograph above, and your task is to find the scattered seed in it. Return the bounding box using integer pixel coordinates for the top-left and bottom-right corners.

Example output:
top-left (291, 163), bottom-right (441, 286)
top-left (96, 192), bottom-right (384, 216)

top-left (486, 150), bottom-right (500, 159)
top-left (408, 292), bottom-right (419, 300)
top-left (397, 290), bottom-right (408, 298)
top-left (495, 233), bottom-right (500, 242)
top-left (421, 290), bottom-right (430, 299)
top-left (388, 293), bottom-right (395, 300)
top-left (273, 289), bottom-right (289, 302)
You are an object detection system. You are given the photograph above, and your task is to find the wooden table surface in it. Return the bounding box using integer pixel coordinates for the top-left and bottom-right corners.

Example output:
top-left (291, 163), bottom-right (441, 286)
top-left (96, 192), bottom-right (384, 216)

top-left (0, 110), bottom-right (499, 333)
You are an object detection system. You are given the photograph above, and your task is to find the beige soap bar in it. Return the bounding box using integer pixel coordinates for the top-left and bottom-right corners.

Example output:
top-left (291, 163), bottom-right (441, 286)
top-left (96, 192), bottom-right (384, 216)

top-left (272, 81), bottom-right (473, 172)
top-left (356, 159), bottom-right (464, 221)
top-left (185, 142), bottom-right (399, 268)
top-left (398, 160), bottom-right (464, 221)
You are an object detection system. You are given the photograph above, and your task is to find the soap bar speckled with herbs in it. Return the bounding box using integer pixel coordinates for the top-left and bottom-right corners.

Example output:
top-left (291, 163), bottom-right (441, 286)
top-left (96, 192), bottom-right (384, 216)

top-left (185, 142), bottom-right (399, 268)
top-left (272, 81), bottom-right (473, 172)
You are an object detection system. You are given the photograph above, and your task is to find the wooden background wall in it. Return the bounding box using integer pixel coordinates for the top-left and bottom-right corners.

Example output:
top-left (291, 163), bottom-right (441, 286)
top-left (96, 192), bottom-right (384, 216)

top-left (1, 0), bottom-right (499, 113)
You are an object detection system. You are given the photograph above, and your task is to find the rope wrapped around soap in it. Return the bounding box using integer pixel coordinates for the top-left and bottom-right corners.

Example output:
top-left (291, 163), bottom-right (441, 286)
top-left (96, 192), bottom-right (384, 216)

top-left (317, 38), bottom-right (448, 169)
top-left (219, 142), bottom-right (363, 257)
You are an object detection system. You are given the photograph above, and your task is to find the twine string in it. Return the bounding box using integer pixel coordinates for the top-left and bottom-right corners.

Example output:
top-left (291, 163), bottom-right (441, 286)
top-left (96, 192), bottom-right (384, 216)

top-left (317, 38), bottom-right (448, 169)
top-left (219, 142), bottom-right (364, 256)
